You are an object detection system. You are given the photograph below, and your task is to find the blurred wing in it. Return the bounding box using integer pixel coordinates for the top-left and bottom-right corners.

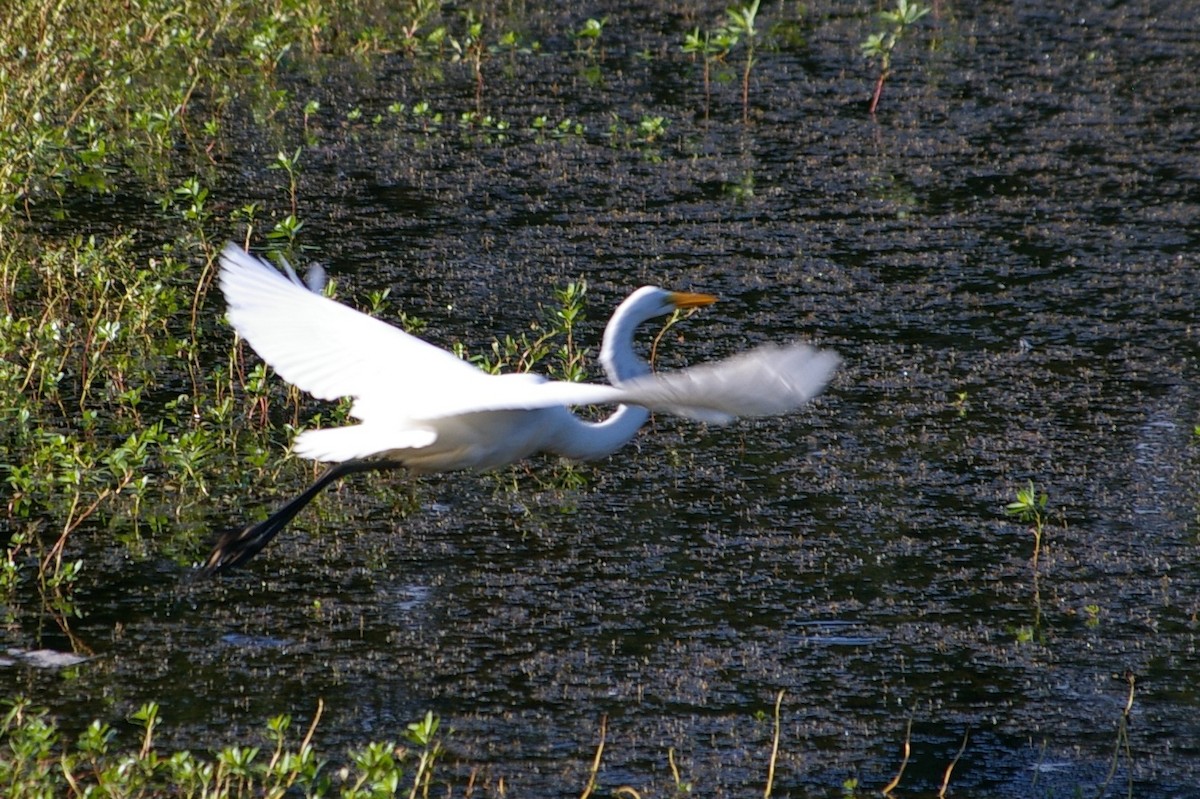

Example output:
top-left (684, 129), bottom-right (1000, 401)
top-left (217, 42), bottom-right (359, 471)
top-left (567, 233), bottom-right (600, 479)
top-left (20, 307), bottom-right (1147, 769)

top-left (414, 343), bottom-right (840, 424)
top-left (219, 243), bottom-right (489, 418)
top-left (614, 343), bottom-right (841, 423)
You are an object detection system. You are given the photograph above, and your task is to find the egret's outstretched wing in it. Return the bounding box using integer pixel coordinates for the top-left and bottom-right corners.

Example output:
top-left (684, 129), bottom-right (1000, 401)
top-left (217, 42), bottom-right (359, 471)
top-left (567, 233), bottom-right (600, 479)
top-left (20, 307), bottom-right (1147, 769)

top-left (613, 343), bottom-right (840, 423)
top-left (219, 244), bottom-right (488, 415)
top-left (398, 343), bottom-right (840, 424)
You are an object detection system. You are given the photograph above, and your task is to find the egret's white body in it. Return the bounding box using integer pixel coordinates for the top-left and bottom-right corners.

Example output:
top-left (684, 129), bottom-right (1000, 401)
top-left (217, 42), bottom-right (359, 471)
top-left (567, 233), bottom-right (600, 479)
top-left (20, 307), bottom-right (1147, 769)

top-left (203, 243), bottom-right (840, 573)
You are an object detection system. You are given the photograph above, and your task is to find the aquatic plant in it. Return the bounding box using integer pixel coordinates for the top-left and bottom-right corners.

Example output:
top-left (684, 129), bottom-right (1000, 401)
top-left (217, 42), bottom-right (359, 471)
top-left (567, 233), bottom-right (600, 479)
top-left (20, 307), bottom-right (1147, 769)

top-left (531, 115), bottom-right (586, 141)
top-left (0, 696), bottom-right (447, 798)
top-left (268, 213), bottom-right (306, 252)
top-left (464, 281), bottom-right (590, 382)
top-left (449, 10), bottom-right (488, 114)
top-left (0, 0), bottom-right (459, 225)
top-left (725, 169), bottom-right (756, 204)
top-left (1098, 670), bottom-right (1137, 798)
top-left (270, 146), bottom-right (304, 218)
top-left (860, 0), bottom-right (931, 115)
top-left (952, 390), bottom-right (969, 417)
top-left (3, 693), bottom-right (833, 798)
top-left (681, 26), bottom-right (738, 120)
top-left (402, 711), bottom-right (445, 799)
top-left (937, 730), bottom-right (970, 799)
top-left (606, 113), bottom-right (672, 158)
top-left (667, 747), bottom-right (693, 795)
top-left (574, 17), bottom-right (607, 58)
top-left (682, 1), bottom-right (759, 122)
top-left (725, 0), bottom-right (762, 124)
top-left (880, 715), bottom-right (912, 795)
top-left (1005, 480), bottom-right (1048, 569)
top-left (637, 114), bottom-right (670, 144)
top-left (3, 237), bottom-right (183, 526)
top-left (458, 111), bottom-right (511, 144)
top-left (763, 689), bottom-right (784, 798)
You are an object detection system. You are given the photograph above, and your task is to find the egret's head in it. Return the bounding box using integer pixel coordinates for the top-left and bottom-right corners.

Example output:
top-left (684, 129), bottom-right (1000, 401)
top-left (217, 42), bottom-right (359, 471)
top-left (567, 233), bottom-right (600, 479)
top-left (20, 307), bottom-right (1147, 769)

top-left (620, 285), bottom-right (717, 324)
top-left (600, 286), bottom-right (717, 384)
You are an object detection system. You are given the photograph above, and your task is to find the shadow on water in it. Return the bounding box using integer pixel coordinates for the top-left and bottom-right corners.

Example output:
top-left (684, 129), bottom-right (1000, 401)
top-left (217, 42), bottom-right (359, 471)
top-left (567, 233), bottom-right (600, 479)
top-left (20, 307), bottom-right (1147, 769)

top-left (6, 2), bottom-right (1200, 796)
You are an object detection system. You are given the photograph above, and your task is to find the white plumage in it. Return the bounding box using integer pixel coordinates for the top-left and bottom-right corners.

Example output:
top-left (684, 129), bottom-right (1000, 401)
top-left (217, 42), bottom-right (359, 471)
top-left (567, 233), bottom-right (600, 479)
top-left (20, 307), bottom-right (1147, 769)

top-left (203, 243), bottom-right (839, 573)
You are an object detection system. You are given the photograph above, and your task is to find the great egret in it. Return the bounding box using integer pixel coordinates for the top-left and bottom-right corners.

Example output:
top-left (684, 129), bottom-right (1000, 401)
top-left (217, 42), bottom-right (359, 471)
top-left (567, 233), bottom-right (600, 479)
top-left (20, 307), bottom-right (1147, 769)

top-left (201, 243), bottom-right (840, 574)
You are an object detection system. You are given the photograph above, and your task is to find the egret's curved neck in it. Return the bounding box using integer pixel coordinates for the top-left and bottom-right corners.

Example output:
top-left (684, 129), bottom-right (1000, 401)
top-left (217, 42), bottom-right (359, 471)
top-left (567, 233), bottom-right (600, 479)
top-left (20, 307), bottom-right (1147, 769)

top-left (545, 404), bottom-right (650, 461)
top-left (599, 303), bottom-right (653, 384)
top-left (547, 287), bottom-right (661, 461)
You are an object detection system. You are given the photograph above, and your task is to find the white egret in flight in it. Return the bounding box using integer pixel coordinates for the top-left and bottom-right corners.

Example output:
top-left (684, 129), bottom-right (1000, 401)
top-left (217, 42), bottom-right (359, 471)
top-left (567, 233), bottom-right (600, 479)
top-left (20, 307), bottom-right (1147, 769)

top-left (202, 243), bottom-right (840, 574)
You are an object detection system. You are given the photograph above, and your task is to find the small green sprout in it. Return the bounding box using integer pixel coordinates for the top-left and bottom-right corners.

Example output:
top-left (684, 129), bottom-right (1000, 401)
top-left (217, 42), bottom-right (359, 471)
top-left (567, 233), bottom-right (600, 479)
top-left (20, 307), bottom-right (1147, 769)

top-left (952, 390), bottom-right (969, 417)
top-left (574, 17), bottom-right (607, 57)
top-left (1006, 480), bottom-right (1049, 570)
top-left (860, 0), bottom-right (930, 115)
top-left (724, 0), bottom-right (761, 124)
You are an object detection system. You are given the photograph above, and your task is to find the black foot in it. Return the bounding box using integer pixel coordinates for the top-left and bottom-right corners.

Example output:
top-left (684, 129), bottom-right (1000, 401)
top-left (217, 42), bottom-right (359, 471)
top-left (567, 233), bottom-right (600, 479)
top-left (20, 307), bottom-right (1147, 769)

top-left (199, 518), bottom-right (279, 576)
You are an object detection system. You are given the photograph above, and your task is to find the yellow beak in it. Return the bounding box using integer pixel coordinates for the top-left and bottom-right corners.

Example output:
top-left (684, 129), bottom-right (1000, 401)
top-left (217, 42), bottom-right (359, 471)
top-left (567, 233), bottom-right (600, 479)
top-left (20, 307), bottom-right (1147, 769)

top-left (669, 290), bottom-right (718, 309)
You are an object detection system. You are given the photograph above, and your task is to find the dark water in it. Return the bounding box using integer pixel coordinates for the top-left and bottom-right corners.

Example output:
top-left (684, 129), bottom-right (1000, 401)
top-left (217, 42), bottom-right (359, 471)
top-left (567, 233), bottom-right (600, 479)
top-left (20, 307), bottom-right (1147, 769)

top-left (8, 1), bottom-right (1200, 796)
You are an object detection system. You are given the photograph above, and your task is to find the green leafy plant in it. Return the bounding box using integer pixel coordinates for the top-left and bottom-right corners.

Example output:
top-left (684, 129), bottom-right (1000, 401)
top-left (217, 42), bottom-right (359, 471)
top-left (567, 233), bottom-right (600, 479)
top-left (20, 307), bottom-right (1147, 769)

top-left (1005, 480), bottom-right (1049, 569)
top-left (725, 169), bottom-right (755, 203)
top-left (267, 213), bottom-right (305, 251)
top-left (637, 114), bottom-right (669, 144)
top-left (725, 0), bottom-right (762, 124)
top-left (458, 110), bottom-right (511, 144)
top-left (0, 234), bottom-right (217, 594)
top-left (449, 11), bottom-right (487, 114)
top-left (860, 0), bottom-right (931, 115)
top-left (0, 697), bottom-right (450, 797)
top-left (682, 1), bottom-right (758, 122)
top-left (531, 115), bottom-right (585, 141)
top-left (681, 26), bottom-right (738, 120)
top-left (952, 390), bottom-right (969, 417)
top-left (467, 280), bottom-right (590, 382)
top-left (269, 146), bottom-right (304, 217)
top-left (403, 711), bottom-right (445, 799)
top-left (574, 17), bottom-right (607, 57)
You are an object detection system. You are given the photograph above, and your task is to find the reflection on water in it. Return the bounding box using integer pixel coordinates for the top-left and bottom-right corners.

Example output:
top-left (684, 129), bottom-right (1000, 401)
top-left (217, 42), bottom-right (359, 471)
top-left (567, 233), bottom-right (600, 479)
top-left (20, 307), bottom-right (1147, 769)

top-left (7, 2), bottom-right (1200, 796)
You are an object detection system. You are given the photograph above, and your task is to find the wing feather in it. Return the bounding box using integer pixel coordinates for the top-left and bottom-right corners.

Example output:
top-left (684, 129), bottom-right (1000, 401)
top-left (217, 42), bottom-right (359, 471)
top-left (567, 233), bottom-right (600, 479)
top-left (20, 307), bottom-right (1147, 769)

top-left (219, 244), bottom-right (490, 418)
top-left (409, 344), bottom-right (840, 423)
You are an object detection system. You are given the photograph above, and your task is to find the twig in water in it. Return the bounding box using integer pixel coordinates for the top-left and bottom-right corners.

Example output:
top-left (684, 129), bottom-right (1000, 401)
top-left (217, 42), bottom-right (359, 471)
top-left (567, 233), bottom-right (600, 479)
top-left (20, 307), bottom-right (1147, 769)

top-left (764, 689), bottom-right (785, 798)
top-left (1095, 670), bottom-right (1136, 799)
top-left (938, 728), bottom-right (970, 798)
top-left (301, 697), bottom-right (324, 752)
top-left (580, 715), bottom-right (607, 799)
top-left (668, 747), bottom-right (685, 792)
top-left (881, 714), bottom-right (914, 795)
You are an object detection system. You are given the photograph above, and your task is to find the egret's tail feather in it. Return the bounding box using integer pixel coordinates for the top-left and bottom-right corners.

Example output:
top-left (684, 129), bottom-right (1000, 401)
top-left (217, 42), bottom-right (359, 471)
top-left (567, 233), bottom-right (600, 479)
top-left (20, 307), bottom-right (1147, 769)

top-left (292, 425), bottom-right (437, 463)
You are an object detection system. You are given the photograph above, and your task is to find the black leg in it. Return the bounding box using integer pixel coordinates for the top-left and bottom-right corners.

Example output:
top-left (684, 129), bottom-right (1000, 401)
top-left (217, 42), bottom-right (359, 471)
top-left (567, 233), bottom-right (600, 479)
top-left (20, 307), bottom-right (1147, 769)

top-left (199, 459), bottom-right (390, 576)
